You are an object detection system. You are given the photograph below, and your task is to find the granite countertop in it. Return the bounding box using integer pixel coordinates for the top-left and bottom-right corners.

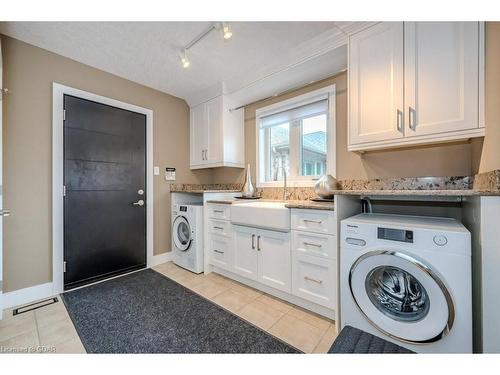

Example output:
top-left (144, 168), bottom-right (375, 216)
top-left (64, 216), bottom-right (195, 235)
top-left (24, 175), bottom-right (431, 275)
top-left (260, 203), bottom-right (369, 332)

top-left (331, 189), bottom-right (500, 196)
top-left (172, 189), bottom-right (241, 194)
top-left (284, 200), bottom-right (335, 210)
top-left (206, 198), bottom-right (335, 211)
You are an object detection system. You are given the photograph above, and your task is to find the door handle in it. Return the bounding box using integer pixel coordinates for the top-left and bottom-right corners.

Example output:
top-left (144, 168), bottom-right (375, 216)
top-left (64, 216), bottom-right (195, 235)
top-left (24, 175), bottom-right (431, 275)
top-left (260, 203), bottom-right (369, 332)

top-left (409, 106), bottom-right (416, 130)
top-left (303, 242), bottom-right (322, 248)
top-left (304, 276), bottom-right (323, 284)
top-left (304, 219), bottom-right (322, 224)
top-left (396, 109), bottom-right (403, 132)
top-left (251, 234), bottom-right (255, 249)
top-left (132, 199), bottom-right (145, 206)
top-left (0, 209), bottom-right (11, 217)
top-left (257, 235), bottom-right (261, 251)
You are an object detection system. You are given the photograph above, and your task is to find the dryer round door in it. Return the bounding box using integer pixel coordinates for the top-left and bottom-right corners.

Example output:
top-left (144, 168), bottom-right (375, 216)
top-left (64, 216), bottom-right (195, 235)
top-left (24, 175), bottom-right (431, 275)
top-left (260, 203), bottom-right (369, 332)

top-left (173, 216), bottom-right (192, 251)
top-left (349, 250), bottom-right (454, 344)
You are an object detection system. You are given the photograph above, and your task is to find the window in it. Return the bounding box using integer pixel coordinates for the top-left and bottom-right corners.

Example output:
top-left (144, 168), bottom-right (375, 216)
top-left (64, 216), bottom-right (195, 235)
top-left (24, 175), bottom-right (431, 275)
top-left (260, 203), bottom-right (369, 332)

top-left (256, 85), bottom-right (335, 187)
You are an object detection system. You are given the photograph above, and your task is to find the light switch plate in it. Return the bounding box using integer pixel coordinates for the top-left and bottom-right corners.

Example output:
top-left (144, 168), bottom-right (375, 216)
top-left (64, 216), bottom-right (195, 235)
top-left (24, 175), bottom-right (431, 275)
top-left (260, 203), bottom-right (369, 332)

top-left (153, 166), bottom-right (160, 175)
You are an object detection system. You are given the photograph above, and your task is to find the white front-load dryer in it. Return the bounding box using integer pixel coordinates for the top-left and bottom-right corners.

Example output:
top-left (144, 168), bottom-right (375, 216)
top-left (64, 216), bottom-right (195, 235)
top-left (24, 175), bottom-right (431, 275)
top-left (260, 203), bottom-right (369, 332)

top-left (171, 203), bottom-right (204, 273)
top-left (340, 213), bottom-right (472, 353)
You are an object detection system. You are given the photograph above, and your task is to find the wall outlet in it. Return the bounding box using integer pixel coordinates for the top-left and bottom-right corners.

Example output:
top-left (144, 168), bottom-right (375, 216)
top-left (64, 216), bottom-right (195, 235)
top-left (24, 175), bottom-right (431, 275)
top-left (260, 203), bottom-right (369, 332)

top-left (153, 166), bottom-right (160, 175)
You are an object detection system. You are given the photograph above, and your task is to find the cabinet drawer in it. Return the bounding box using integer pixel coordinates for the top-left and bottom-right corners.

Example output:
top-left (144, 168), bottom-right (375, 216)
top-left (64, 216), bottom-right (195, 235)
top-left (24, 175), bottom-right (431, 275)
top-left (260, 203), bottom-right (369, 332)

top-left (292, 230), bottom-right (336, 260)
top-left (208, 219), bottom-right (231, 237)
top-left (291, 209), bottom-right (336, 235)
top-left (209, 234), bottom-right (232, 271)
top-left (292, 253), bottom-right (336, 309)
top-left (208, 204), bottom-right (231, 220)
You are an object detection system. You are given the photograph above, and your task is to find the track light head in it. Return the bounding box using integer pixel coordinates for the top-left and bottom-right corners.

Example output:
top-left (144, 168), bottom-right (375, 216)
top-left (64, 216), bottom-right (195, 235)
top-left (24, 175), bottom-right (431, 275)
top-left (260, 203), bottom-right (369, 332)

top-left (222, 23), bottom-right (233, 40)
top-left (180, 49), bottom-right (190, 68)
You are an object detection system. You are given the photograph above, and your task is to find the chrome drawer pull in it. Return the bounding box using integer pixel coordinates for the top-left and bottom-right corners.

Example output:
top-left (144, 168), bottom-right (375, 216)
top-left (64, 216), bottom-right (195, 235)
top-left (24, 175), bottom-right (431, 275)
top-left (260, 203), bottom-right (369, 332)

top-left (213, 210), bottom-right (224, 213)
top-left (304, 276), bottom-right (323, 284)
top-left (304, 219), bottom-right (322, 224)
top-left (213, 226), bottom-right (224, 230)
top-left (251, 234), bottom-right (255, 249)
top-left (213, 249), bottom-right (224, 254)
top-left (303, 242), bottom-right (322, 248)
top-left (257, 235), bottom-right (261, 251)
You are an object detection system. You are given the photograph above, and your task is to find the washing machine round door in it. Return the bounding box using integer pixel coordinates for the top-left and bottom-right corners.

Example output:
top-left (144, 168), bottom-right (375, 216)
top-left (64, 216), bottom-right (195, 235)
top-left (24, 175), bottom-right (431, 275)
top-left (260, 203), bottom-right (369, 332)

top-left (349, 250), bottom-right (454, 344)
top-left (173, 216), bottom-right (192, 251)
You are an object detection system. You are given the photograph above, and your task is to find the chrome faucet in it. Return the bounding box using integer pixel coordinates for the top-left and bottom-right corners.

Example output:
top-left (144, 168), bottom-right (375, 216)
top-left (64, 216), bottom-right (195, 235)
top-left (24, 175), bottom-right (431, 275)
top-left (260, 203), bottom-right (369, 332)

top-left (274, 166), bottom-right (289, 201)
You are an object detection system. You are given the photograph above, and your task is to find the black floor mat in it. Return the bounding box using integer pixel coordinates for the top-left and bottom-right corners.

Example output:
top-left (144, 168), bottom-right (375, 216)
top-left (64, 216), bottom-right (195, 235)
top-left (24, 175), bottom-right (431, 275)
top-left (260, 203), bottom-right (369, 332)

top-left (61, 269), bottom-right (300, 353)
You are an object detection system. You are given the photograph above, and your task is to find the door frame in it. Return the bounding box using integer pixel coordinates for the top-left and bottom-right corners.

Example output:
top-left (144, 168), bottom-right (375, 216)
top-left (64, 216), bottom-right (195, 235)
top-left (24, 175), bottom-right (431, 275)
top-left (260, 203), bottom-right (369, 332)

top-left (52, 83), bottom-right (154, 294)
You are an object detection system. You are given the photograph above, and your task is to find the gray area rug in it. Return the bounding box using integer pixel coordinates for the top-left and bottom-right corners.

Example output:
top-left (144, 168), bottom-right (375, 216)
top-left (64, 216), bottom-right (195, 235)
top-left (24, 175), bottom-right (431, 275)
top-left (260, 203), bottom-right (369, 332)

top-left (62, 269), bottom-right (299, 353)
top-left (328, 325), bottom-right (414, 354)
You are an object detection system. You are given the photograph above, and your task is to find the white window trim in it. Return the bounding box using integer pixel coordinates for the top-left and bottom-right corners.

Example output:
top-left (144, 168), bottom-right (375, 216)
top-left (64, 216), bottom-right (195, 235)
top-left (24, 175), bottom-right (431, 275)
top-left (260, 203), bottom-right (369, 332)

top-left (255, 84), bottom-right (336, 188)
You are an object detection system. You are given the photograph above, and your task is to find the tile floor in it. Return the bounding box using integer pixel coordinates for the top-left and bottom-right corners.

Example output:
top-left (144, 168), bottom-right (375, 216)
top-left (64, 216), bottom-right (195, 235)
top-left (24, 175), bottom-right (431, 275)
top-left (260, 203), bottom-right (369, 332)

top-left (0, 261), bottom-right (337, 354)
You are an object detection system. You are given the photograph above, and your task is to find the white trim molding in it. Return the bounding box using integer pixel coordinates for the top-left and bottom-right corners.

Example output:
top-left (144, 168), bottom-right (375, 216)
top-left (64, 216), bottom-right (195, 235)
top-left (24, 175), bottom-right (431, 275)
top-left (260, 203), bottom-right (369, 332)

top-left (255, 84), bottom-right (336, 188)
top-left (52, 83), bottom-right (154, 295)
top-left (150, 252), bottom-right (172, 267)
top-left (2, 282), bottom-right (55, 310)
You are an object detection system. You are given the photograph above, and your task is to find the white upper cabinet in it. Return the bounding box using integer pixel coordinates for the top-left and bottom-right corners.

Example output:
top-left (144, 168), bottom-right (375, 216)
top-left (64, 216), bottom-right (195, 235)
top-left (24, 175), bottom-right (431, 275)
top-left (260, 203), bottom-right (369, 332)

top-left (190, 95), bottom-right (245, 169)
top-left (404, 22), bottom-right (479, 137)
top-left (348, 22), bottom-right (484, 152)
top-left (349, 22), bottom-right (404, 145)
top-left (190, 103), bottom-right (207, 166)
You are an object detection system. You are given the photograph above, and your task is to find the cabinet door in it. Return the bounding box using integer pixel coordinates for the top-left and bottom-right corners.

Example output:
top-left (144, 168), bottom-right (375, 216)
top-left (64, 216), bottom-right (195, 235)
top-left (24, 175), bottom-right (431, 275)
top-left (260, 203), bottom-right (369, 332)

top-left (404, 22), bottom-right (479, 137)
top-left (349, 22), bottom-right (404, 145)
top-left (233, 225), bottom-right (258, 281)
top-left (257, 229), bottom-right (291, 293)
top-left (190, 104), bottom-right (207, 166)
top-left (292, 252), bottom-right (336, 309)
top-left (206, 96), bottom-right (223, 163)
top-left (209, 234), bottom-right (232, 271)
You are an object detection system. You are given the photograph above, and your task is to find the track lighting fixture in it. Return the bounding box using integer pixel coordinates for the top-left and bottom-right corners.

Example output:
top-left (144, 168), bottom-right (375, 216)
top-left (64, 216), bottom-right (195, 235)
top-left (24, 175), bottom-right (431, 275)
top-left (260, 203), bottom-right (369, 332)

top-left (180, 22), bottom-right (233, 68)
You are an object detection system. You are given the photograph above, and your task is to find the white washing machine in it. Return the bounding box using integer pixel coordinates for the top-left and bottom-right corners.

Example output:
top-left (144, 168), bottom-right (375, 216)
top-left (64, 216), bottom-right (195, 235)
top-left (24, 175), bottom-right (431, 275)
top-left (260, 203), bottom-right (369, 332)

top-left (171, 203), bottom-right (204, 274)
top-left (340, 213), bottom-right (472, 353)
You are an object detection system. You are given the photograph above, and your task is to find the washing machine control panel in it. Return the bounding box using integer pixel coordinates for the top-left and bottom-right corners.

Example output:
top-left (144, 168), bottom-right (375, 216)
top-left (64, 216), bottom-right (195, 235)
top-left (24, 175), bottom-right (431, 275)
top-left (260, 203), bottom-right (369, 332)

top-left (377, 227), bottom-right (414, 243)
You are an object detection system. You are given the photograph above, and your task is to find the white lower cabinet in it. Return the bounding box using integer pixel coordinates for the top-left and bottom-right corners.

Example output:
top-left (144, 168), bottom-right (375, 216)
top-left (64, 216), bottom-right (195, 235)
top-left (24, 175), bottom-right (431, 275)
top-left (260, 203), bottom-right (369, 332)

top-left (258, 230), bottom-right (291, 292)
top-left (233, 225), bottom-right (259, 281)
top-left (292, 252), bottom-right (336, 309)
top-left (291, 209), bottom-right (337, 310)
top-left (207, 207), bottom-right (337, 318)
top-left (209, 234), bottom-right (232, 271)
top-left (232, 225), bottom-right (291, 293)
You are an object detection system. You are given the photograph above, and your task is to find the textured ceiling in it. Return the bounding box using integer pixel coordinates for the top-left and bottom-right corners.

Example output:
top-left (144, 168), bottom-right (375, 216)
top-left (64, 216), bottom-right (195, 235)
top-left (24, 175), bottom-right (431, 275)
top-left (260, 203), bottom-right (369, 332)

top-left (0, 22), bottom-right (362, 105)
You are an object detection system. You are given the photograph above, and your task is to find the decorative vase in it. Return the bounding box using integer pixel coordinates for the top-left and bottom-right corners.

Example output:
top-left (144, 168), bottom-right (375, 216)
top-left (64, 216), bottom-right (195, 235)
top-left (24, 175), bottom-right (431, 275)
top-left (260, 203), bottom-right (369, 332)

top-left (314, 174), bottom-right (338, 199)
top-left (241, 164), bottom-right (256, 197)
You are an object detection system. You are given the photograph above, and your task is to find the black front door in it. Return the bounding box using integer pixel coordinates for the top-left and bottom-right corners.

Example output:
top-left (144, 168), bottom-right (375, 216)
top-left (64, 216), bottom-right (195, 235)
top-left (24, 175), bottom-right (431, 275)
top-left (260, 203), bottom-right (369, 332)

top-left (63, 95), bottom-right (146, 290)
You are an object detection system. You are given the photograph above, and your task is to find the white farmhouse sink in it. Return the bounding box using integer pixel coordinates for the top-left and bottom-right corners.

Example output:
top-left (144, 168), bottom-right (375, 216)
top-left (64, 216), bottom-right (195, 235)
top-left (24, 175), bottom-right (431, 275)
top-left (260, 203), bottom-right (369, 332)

top-left (230, 201), bottom-right (290, 231)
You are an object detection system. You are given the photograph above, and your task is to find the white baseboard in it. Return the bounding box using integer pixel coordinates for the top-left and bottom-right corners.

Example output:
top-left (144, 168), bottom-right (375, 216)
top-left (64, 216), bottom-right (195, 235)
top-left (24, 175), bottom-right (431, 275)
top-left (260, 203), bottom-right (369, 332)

top-left (149, 251), bottom-right (171, 267)
top-left (2, 252), bottom-right (171, 311)
top-left (2, 282), bottom-right (56, 310)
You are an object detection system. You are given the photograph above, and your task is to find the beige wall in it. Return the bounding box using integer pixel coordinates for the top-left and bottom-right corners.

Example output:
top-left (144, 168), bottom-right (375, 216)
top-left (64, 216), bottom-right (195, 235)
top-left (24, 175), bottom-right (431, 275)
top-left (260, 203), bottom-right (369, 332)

top-left (478, 22), bottom-right (500, 173)
top-left (1, 35), bottom-right (212, 292)
top-left (213, 72), bottom-right (478, 185)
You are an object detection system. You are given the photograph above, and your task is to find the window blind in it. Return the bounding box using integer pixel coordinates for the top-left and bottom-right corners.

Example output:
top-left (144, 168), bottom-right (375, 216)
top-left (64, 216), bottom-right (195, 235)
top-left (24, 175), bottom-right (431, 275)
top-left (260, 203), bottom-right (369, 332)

top-left (260, 99), bottom-right (328, 129)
